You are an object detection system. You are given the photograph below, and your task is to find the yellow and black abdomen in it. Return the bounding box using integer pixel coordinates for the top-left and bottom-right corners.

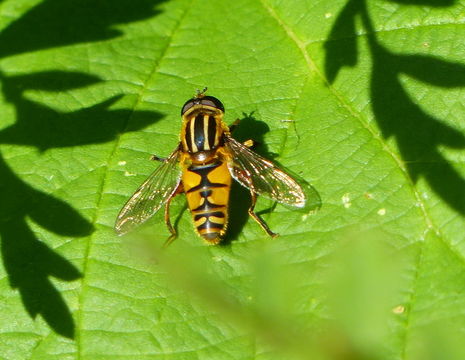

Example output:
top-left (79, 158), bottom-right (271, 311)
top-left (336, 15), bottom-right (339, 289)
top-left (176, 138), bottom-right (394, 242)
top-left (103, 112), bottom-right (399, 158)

top-left (181, 160), bottom-right (231, 244)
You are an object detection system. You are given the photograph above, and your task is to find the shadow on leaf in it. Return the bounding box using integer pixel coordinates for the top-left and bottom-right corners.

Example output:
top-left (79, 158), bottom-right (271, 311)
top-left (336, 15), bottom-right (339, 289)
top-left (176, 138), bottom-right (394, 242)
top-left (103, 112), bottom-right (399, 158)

top-left (324, 0), bottom-right (465, 214)
top-left (0, 0), bottom-right (168, 338)
top-left (0, 70), bottom-right (163, 150)
top-left (0, 69), bottom-right (163, 337)
top-left (0, 155), bottom-right (91, 338)
top-left (222, 113), bottom-right (272, 245)
top-left (0, 0), bottom-right (166, 58)
top-left (222, 113), bottom-right (321, 244)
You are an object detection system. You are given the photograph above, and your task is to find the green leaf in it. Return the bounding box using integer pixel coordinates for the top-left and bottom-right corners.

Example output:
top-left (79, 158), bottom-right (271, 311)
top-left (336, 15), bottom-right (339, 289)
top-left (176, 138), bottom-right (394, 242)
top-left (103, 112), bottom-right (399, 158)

top-left (1, 0), bottom-right (464, 359)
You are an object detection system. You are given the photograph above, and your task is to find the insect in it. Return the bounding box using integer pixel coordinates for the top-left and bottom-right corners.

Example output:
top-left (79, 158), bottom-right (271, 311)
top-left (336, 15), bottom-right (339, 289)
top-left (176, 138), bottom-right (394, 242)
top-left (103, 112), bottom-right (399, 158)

top-left (115, 89), bottom-right (317, 246)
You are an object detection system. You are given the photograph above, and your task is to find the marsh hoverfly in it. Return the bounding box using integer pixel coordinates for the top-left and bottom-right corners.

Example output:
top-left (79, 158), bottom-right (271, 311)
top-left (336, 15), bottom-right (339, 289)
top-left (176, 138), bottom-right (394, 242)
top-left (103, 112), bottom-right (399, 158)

top-left (115, 89), bottom-right (319, 245)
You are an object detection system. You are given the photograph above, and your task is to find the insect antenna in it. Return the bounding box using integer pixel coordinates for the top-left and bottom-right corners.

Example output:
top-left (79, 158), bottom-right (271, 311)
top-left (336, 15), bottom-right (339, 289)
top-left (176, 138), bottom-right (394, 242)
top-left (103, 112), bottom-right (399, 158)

top-left (196, 87), bottom-right (208, 98)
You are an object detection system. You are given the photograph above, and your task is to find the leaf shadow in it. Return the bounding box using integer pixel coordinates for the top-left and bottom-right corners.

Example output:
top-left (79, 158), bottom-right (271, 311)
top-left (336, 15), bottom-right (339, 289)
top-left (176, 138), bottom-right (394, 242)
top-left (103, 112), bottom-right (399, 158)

top-left (0, 0), bottom-right (163, 58)
top-left (324, 0), bottom-right (465, 214)
top-left (0, 70), bottom-right (162, 149)
top-left (0, 156), bottom-right (90, 339)
top-left (0, 0), bottom-right (168, 338)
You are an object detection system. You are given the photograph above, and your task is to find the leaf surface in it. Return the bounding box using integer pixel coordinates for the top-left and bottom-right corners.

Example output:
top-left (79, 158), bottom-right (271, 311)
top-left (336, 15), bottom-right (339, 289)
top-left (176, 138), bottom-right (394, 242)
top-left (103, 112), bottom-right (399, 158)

top-left (1, 0), bottom-right (464, 359)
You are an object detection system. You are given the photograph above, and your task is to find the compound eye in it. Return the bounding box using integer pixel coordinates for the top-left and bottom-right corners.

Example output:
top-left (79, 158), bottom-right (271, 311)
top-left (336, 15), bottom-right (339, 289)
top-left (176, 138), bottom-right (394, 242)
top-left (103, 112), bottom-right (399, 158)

top-left (200, 96), bottom-right (224, 112)
top-left (181, 98), bottom-right (196, 115)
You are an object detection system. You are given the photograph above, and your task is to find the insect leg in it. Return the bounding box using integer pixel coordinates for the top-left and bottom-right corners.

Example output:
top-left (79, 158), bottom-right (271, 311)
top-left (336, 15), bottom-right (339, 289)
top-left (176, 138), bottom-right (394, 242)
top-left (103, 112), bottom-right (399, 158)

top-left (248, 189), bottom-right (279, 238)
top-left (162, 184), bottom-right (184, 248)
top-left (152, 145), bottom-right (182, 162)
top-left (243, 139), bottom-right (255, 148)
top-left (151, 155), bottom-right (166, 162)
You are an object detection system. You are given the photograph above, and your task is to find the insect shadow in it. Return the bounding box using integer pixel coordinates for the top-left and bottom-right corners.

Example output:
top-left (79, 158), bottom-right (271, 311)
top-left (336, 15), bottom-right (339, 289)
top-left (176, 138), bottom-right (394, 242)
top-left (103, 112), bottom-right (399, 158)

top-left (325, 0), bottom-right (465, 214)
top-left (0, 0), bottom-right (168, 338)
top-left (222, 112), bottom-right (276, 245)
top-left (221, 112), bottom-right (322, 245)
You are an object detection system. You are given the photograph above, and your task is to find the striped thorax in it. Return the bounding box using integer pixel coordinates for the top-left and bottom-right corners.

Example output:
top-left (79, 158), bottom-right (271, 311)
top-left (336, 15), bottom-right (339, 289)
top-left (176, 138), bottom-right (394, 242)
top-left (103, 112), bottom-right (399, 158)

top-left (181, 95), bottom-right (227, 162)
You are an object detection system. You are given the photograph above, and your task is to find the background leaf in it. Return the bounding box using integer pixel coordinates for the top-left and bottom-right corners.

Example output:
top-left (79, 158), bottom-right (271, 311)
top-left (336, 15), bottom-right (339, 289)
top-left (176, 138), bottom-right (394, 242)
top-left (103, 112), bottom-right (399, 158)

top-left (0, 0), bottom-right (464, 359)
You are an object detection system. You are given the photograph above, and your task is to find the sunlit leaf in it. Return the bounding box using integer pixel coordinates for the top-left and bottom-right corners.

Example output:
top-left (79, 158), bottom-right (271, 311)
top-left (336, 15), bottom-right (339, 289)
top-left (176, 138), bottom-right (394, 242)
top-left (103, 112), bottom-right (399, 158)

top-left (1, 0), bottom-right (464, 359)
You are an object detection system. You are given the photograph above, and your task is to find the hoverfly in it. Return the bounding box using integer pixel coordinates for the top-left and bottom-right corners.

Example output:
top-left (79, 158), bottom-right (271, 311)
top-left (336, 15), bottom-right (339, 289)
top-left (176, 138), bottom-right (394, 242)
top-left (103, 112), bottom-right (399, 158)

top-left (115, 89), bottom-right (318, 245)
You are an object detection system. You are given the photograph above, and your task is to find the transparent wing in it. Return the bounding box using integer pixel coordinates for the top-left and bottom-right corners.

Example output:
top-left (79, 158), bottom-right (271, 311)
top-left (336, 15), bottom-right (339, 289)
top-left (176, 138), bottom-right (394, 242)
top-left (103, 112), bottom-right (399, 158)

top-left (115, 147), bottom-right (182, 235)
top-left (225, 135), bottom-right (319, 209)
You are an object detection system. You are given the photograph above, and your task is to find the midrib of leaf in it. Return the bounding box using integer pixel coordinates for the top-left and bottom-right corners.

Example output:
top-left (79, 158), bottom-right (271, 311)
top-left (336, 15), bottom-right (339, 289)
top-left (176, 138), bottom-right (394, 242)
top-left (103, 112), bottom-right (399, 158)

top-left (258, 0), bottom-right (437, 237)
top-left (306, 21), bottom-right (465, 46)
top-left (75, 1), bottom-right (195, 357)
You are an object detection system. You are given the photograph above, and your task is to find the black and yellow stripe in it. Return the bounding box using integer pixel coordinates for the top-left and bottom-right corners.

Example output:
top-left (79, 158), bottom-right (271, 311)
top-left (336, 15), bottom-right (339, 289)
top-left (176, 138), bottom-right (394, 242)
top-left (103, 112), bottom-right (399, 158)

top-left (179, 97), bottom-right (231, 243)
top-left (181, 160), bottom-right (231, 243)
top-left (183, 113), bottom-right (221, 153)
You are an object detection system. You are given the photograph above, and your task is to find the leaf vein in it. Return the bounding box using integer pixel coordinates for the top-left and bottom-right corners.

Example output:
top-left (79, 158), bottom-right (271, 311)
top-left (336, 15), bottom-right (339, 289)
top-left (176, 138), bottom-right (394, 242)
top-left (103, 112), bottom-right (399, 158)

top-left (307, 20), bottom-right (465, 46)
top-left (75, 1), bottom-right (195, 357)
